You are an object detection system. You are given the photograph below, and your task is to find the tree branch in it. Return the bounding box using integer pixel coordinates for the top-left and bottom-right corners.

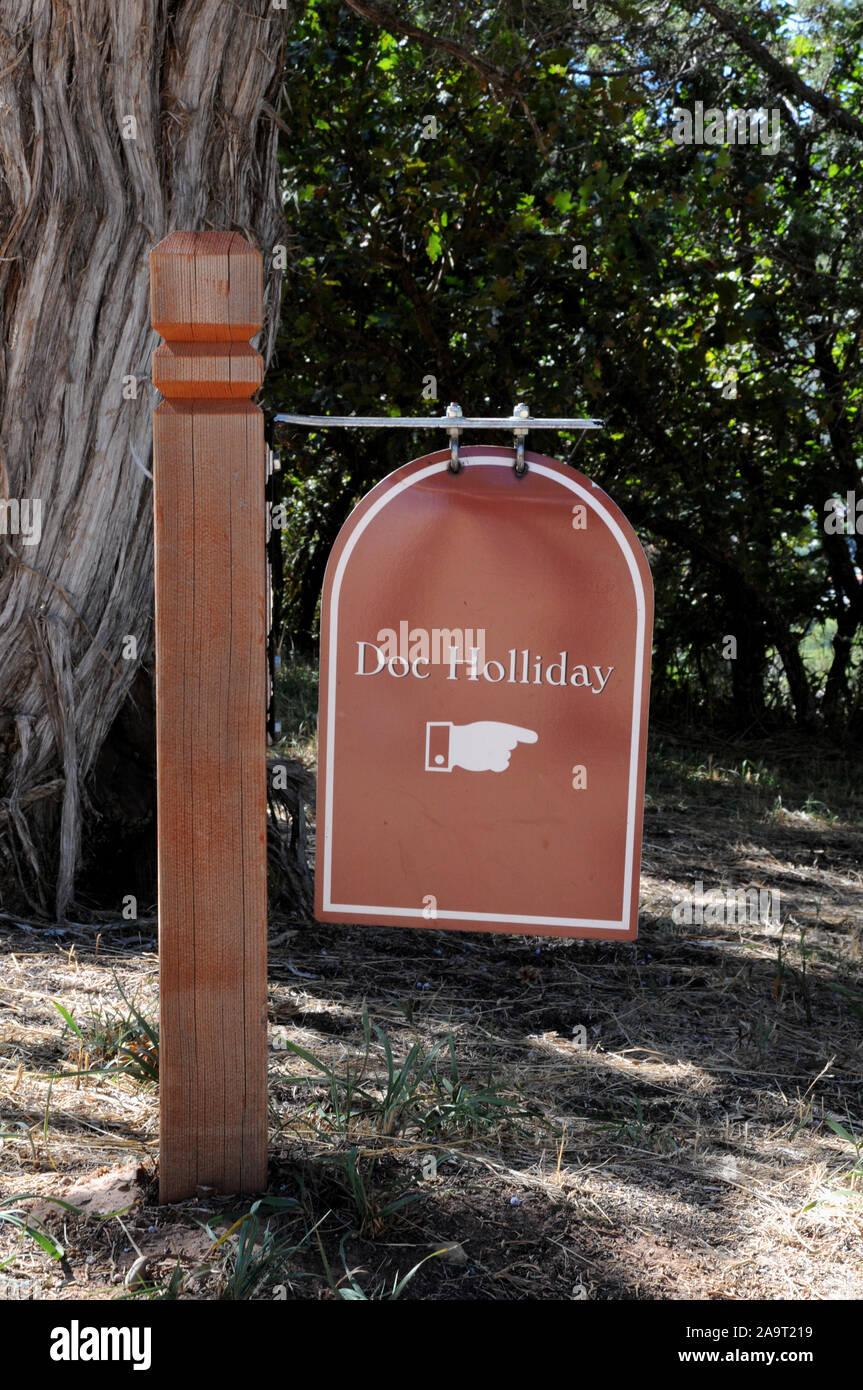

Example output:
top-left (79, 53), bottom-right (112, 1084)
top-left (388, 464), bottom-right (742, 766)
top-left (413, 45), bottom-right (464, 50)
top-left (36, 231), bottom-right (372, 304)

top-left (261, 99), bottom-right (291, 138)
top-left (340, 0), bottom-right (550, 154)
top-left (683, 0), bottom-right (863, 142)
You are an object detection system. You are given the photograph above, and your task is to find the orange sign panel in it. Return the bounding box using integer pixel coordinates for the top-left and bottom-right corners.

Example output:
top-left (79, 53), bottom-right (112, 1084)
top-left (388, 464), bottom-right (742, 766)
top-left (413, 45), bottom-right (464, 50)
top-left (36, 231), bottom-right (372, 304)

top-left (315, 446), bottom-right (653, 939)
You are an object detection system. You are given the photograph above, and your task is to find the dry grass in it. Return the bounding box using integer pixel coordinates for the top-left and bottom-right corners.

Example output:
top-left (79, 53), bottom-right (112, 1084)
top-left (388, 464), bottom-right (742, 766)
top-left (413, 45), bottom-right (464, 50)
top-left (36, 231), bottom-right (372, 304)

top-left (1, 728), bottom-right (862, 1300)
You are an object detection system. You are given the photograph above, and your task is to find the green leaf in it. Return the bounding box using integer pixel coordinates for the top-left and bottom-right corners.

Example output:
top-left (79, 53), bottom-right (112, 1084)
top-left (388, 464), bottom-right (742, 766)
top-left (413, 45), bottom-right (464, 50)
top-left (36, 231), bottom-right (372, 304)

top-left (52, 1000), bottom-right (82, 1038)
top-left (825, 1118), bottom-right (859, 1147)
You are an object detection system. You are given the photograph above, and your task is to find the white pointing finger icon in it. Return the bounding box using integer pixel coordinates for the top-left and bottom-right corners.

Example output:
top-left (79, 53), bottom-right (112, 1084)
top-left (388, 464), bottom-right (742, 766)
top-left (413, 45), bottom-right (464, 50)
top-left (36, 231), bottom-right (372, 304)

top-left (425, 720), bottom-right (539, 773)
top-left (500, 725), bottom-right (539, 748)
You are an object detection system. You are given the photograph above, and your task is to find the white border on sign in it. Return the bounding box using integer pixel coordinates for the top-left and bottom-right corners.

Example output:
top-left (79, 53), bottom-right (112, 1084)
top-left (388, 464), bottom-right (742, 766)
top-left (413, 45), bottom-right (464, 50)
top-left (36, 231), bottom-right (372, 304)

top-left (322, 456), bottom-right (647, 930)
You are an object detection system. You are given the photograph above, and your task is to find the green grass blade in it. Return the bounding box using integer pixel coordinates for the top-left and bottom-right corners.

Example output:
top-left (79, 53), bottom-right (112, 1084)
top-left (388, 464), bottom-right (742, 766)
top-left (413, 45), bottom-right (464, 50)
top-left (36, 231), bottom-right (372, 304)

top-left (51, 999), bottom-right (83, 1038)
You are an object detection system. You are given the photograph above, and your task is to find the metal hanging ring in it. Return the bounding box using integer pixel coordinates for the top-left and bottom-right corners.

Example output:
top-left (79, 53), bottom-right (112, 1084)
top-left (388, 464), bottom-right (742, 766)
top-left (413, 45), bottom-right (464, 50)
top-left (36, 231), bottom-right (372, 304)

top-left (446, 402), bottom-right (463, 474)
top-left (513, 401), bottom-right (529, 477)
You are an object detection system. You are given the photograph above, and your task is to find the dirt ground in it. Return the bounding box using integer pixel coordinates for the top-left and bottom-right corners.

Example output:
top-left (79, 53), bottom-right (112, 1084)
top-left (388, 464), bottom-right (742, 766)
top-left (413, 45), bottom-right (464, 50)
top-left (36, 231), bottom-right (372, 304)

top-left (1, 729), bottom-right (861, 1301)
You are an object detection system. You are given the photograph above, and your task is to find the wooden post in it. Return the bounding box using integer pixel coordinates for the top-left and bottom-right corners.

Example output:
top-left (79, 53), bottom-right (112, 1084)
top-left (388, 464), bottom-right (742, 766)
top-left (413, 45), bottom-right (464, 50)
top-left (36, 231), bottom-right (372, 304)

top-left (150, 232), bottom-right (268, 1202)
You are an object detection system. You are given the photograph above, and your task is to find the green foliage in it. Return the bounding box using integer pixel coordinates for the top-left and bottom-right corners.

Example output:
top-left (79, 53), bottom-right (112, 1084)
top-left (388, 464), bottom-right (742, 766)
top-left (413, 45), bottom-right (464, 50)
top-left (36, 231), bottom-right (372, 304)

top-left (0, 1194), bottom-right (81, 1268)
top-left (278, 1009), bottom-right (531, 1239)
top-left (51, 972), bottom-right (158, 1084)
top-left (126, 1198), bottom-right (319, 1300)
top-left (824, 1114), bottom-right (863, 1171)
top-left (319, 1233), bottom-right (443, 1300)
top-left (272, 654), bottom-right (318, 753)
top-left (282, 1004), bottom-right (530, 1140)
top-left (201, 1196), bottom-right (314, 1301)
top-left (267, 0), bottom-right (863, 730)
top-left (801, 1108), bottom-right (863, 1212)
top-left (321, 1146), bottom-right (423, 1235)
top-left (421, 1036), bottom-right (530, 1138)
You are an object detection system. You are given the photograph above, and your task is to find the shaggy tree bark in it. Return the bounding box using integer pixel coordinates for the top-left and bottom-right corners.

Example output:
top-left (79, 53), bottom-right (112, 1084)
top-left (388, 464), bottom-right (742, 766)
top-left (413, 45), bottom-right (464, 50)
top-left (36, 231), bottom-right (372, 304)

top-left (0, 1), bottom-right (294, 918)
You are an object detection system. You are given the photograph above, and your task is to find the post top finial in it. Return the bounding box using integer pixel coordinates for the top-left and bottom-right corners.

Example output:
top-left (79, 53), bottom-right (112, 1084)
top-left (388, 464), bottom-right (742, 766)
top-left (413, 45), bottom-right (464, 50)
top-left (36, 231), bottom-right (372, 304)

top-left (150, 230), bottom-right (263, 343)
top-left (150, 230), bottom-right (264, 399)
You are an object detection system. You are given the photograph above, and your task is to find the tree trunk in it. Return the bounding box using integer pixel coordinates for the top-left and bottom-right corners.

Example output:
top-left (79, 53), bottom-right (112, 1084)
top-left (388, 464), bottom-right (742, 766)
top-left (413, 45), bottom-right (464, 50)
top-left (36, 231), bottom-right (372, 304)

top-left (822, 607), bottom-right (858, 727)
top-left (0, 1), bottom-right (294, 919)
top-left (726, 599), bottom-right (768, 725)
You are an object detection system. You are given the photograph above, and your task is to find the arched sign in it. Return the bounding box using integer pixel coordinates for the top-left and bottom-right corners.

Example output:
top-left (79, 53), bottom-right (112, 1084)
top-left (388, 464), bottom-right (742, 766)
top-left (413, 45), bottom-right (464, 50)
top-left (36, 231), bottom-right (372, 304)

top-left (315, 446), bottom-right (653, 940)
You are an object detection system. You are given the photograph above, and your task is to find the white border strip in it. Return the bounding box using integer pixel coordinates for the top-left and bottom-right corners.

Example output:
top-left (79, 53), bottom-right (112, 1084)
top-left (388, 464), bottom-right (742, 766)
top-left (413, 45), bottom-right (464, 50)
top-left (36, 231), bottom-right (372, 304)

top-left (323, 456), bottom-right (646, 930)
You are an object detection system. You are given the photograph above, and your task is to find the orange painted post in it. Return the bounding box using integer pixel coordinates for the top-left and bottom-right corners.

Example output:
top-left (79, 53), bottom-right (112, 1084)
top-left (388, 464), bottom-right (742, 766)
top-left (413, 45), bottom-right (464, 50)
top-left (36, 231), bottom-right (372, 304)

top-left (150, 232), bottom-right (268, 1202)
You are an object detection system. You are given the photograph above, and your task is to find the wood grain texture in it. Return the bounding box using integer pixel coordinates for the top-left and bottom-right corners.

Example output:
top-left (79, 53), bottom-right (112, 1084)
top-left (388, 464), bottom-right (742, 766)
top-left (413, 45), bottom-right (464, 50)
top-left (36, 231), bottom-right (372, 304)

top-left (151, 231), bottom-right (264, 343)
top-left (0, 3), bottom-right (290, 920)
top-left (152, 342), bottom-right (263, 398)
top-left (151, 232), bottom-right (267, 1202)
